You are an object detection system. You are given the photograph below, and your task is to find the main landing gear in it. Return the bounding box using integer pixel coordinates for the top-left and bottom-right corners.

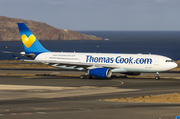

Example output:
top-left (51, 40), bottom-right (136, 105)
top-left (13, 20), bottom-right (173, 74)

top-left (80, 74), bottom-right (92, 79)
top-left (155, 72), bottom-right (160, 80)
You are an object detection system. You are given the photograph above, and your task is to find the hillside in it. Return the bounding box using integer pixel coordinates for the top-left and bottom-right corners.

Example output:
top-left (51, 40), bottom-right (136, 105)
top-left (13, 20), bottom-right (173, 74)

top-left (0, 16), bottom-right (103, 41)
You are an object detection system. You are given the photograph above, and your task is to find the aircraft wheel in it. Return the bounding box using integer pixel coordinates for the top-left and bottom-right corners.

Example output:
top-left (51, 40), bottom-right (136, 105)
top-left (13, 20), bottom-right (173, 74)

top-left (80, 75), bottom-right (92, 79)
top-left (89, 76), bottom-right (92, 79)
top-left (155, 76), bottom-right (160, 80)
top-left (80, 75), bottom-right (85, 79)
top-left (155, 72), bottom-right (160, 80)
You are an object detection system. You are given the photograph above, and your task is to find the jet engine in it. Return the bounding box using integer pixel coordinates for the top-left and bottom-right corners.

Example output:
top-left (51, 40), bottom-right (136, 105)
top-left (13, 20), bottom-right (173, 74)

top-left (88, 68), bottom-right (112, 78)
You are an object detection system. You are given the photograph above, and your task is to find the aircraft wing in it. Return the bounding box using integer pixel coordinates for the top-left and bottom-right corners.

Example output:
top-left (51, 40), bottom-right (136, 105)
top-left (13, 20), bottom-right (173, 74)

top-left (24, 60), bottom-right (120, 69)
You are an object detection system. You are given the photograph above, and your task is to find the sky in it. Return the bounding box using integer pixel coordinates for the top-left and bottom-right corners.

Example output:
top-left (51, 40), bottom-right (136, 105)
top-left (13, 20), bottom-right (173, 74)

top-left (0, 0), bottom-right (180, 31)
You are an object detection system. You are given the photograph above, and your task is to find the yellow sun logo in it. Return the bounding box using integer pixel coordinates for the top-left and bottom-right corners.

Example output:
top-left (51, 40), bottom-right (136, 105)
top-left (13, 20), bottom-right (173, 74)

top-left (21, 34), bottom-right (36, 48)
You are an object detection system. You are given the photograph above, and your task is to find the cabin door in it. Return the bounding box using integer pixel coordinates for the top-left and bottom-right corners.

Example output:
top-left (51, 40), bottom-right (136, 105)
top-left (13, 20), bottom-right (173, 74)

top-left (154, 58), bottom-right (159, 66)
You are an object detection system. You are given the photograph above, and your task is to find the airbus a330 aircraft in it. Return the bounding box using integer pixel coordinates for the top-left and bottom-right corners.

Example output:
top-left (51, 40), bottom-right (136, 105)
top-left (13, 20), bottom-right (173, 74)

top-left (4, 23), bottom-right (178, 79)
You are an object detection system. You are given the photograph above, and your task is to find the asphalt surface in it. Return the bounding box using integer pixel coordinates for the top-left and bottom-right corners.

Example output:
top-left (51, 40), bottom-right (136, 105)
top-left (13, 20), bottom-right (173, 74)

top-left (0, 70), bottom-right (180, 119)
top-left (1, 67), bottom-right (180, 78)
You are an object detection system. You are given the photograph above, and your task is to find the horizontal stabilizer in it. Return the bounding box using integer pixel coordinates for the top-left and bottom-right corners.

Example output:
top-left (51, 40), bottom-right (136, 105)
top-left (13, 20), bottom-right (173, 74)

top-left (12, 55), bottom-right (21, 60)
top-left (2, 51), bottom-right (35, 59)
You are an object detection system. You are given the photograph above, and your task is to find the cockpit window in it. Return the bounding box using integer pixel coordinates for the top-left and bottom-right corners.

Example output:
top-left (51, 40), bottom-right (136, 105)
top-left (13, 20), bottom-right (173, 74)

top-left (165, 60), bottom-right (174, 62)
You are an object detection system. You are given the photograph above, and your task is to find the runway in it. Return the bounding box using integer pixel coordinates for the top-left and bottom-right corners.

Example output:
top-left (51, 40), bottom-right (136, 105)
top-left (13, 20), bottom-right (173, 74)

top-left (1, 67), bottom-right (180, 77)
top-left (0, 74), bottom-right (180, 119)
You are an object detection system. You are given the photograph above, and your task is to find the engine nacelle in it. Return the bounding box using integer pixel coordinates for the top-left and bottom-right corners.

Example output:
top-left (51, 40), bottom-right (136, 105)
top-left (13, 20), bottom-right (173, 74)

top-left (88, 68), bottom-right (112, 78)
top-left (122, 72), bottom-right (141, 76)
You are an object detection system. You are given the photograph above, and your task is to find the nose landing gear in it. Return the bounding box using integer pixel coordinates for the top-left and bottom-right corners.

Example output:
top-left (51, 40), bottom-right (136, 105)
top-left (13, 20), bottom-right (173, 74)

top-left (155, 72), bottom-right (160, 80)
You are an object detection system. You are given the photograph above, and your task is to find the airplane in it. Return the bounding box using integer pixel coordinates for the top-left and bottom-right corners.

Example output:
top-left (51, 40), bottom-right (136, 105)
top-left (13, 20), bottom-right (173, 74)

top-left (4, 23), bottom-right (178, 80)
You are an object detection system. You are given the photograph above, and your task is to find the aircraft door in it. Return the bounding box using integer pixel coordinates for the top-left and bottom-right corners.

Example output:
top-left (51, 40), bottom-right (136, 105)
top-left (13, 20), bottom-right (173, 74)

top-left (154, 58), bottom-right (159, 66)
top-left (78, 56), bottom-right (82, 62)
top-left (45, 54), bottom-right (49, 62)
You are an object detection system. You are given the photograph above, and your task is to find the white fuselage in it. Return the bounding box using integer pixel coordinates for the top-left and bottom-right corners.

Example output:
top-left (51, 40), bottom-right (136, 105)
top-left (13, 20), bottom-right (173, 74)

top-left (34, 52), bottom-right (177, 73)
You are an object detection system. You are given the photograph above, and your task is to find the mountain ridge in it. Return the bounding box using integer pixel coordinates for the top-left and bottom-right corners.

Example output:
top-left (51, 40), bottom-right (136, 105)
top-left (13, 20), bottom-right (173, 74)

top-left (0, 16), bottom-right (103, 41)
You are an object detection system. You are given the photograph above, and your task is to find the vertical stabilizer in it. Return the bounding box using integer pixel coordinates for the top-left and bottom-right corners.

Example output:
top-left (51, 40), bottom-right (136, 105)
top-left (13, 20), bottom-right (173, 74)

top-left (17, 23), bottom-right (50, 54)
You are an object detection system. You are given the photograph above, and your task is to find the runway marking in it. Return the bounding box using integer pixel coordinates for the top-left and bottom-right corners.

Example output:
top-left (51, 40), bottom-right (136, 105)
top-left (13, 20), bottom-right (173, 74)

top-left (0, 84), bottom-right (139, 101)
top-left (94, 108), bottom-right (101, 110)
top-left (0, 81), bottom-right (124, 91)
top-left (22, 113), bottom-right (32, 115)
top-left (155, 89), bottom-right (180, 93)
top-left (0, 112), bottom-right (48, 117)
top-left (107, 80), bottom-right (124, 87)
top-left (37, 112), bottom-right (46, 114)
top-left (0, 84), bottom-right (78, 90)
top-left (23, 76), bottom-right (44, 78)
top-left (10, 113), bottom-right (18, 115)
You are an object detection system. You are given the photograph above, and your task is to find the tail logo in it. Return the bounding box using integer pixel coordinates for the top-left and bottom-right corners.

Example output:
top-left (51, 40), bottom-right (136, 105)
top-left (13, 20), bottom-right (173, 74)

top-left (21, 34), bottom-right (36, 48)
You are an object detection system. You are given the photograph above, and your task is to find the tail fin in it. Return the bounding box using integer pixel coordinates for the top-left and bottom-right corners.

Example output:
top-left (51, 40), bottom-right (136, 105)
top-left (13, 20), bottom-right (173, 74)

top-left (17, 23), bottom-right (50, 54)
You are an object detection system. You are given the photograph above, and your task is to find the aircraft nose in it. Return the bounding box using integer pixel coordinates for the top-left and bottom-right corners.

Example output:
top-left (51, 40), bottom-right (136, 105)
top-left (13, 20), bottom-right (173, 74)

top-left (173, 62), bottom-right (178, 69)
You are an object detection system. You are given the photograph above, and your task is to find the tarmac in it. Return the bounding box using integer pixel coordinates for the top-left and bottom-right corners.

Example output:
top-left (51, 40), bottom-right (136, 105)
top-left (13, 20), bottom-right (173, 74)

top-left (1, 67), bottom-right (180, 78)
top-left (0, 68), bottom-right (180, 119)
